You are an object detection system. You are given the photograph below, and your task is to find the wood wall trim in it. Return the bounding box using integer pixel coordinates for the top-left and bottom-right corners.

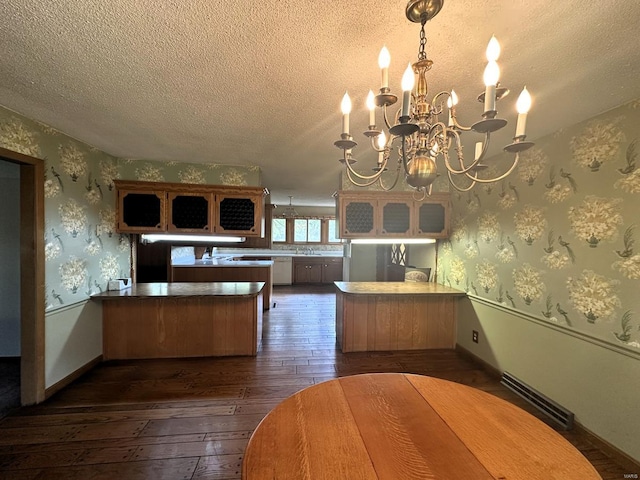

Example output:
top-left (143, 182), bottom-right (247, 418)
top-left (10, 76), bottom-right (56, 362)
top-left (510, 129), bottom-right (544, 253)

top-left (44, 355), bottom-right (102, 399)
top-left (0, 146), bottom-right (46, 405)
top-left (113, 179), bottom-right (266, 196)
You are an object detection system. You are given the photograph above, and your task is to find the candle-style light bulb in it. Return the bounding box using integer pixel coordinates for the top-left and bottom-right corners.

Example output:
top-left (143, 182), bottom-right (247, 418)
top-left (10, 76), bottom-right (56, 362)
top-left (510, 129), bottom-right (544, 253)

top-left (516, 86), bottom-right (532, 114)
top-left (475, 142), bottom-right (483, 161)
top-left (483, 61), bottom-right (500, 113)
top-left (515, 87), bottom-right (532, 137)
top-left (486, 35), bottom-right (501, 62)
top-left (377, 131), bottom-right (386, 164)
top-left (401, 63), bottom-right (414, 118)
top-left (483, 36), bottom-right (501, 114)
top-left (341, 92), bottom-right (352, 135)
top-left (366, 90), bottom-right (376, 127)
top-left (483, 61), bottom-right (500, 87)
top-left (450, 90), bottom-right (458, 106)
top-left (447, 90), bottom-right (458, 127)
top-left (378, 46), bottom-right (391, 90)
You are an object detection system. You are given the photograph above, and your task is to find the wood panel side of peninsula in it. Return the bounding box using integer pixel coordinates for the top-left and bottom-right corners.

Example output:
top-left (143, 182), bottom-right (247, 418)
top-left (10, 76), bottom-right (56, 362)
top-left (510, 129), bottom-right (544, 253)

top-left (334, 282), bottom-right (466, 353)
top-left (93, 282), bottom-right (264, 359)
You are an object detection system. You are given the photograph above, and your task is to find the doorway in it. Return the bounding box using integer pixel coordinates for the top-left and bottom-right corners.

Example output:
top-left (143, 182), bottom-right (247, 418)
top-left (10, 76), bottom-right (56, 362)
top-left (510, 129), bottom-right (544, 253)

top-left (0, 146), bottom-right (45, 405)
top-left (0, 159), bottom-right (20, 416)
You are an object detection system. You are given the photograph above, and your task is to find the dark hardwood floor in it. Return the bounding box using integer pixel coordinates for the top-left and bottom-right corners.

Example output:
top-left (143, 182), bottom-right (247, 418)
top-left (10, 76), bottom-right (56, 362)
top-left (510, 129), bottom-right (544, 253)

top-left (0, 285), bottom-right (635, 479)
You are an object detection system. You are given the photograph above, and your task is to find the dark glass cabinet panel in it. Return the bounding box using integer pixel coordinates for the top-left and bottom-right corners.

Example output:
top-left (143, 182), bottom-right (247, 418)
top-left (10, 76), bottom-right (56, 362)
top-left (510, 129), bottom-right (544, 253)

top-left (121, 192), bottom-right (163, 230)
top-left (218, 197), bottom-right (257, 232)
top-left (344, 201), bottom-right (375, 235)
top-left (417, 203), bottom-right (446, 234)
top-left (381, 202), bottom-right (411, 234)
top-left (170, 194), bottom-right (210, 231)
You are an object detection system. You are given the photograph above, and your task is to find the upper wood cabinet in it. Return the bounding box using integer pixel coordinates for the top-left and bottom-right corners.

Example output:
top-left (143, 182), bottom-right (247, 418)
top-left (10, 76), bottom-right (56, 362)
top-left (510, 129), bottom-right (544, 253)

top-left (118, 189), bottom-right (166, 233)
top-left (336, 191), bottom-right (451, 239)
top-left (167, 191), bottom-right (214, 233)
top-left (216, 192), bottom-right (261, 236)
top-left (115, 180), bottom-right (266, 236)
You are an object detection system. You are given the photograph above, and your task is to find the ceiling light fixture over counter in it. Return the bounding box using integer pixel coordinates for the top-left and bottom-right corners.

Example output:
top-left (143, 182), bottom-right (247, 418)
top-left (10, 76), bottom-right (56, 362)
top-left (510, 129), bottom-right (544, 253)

top-left (350, 238), bottom-right (436, 245)
top-left (141, 234), bottom-right (246, 244)
top-left (334, 0), bottom-right (534, 198)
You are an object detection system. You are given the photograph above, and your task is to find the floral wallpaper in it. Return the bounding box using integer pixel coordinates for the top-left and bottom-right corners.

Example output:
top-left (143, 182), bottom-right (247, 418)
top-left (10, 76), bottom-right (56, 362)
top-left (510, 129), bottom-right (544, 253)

top-left (0, 107), bottom-right (261, 313)
top-left (437, 99), bottom-right (640, 353)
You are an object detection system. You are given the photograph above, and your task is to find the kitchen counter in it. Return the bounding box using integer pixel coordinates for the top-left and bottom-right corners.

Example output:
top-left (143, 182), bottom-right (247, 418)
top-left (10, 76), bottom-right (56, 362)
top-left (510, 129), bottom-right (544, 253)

top-left (334, 282), bottom-right (465, 296)
top-left (170, 259), bottom-right (273, 309)
top-left (172, 258), bottom-right (274, 267)
top-left (334, 282), bottom-right (466, 353)
top-left (93, 282), bottom-right (264, 359)
top-left (92, 281), bottom-right (264, 298)
top-left (212, 249), bottom-right (344, 258)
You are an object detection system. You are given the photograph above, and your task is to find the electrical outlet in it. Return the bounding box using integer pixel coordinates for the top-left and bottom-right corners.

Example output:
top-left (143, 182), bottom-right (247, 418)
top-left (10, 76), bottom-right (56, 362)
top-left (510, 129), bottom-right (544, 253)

top-left (472, 330), bottom-right (479, 343)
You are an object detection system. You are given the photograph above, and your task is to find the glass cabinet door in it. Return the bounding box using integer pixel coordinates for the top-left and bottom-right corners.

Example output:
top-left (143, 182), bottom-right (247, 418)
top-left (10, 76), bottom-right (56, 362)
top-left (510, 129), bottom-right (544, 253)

top-left (168, 192), bottom-right (213, 232)
top-left (118, 190), bottom-right (166, 232)
top-left (216, 194), bottom-right (261, 235)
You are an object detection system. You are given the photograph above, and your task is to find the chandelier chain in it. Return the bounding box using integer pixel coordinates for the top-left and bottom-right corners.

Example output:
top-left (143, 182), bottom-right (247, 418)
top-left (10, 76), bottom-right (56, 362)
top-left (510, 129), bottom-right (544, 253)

top-left (418, 21), bottom-right (427, 61)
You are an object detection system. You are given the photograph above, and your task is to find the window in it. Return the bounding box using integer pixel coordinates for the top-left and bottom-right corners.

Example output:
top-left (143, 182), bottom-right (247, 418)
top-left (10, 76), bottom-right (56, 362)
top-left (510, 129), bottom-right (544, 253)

top-left (272, 218), bottom-right (286, 243)
top-left (294, 218), bottom-right (321, 243)
top-left (327, 219), bottom-right (339, 243)
top-left (272, 217), bottom-right (341, 244)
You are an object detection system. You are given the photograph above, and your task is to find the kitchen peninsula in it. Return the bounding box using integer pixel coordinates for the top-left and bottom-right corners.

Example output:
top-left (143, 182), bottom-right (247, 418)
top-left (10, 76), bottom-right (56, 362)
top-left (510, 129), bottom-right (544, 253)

top-left (171, 258), bottom-right (273, 309)
top-left (334, 282), bottom-right (466, 353)
top-left (92, 282), bottom-right (264, 359)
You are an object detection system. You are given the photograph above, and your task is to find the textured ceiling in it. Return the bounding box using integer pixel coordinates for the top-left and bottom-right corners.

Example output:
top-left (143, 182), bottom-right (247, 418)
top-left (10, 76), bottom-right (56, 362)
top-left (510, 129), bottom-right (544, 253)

top-left (2, 1), bottom-right (640, 206)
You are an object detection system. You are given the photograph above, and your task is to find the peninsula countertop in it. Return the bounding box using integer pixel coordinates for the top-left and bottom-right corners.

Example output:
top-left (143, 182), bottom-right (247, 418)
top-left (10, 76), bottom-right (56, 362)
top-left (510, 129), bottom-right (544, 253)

top-left (334, 282), bottom-right (466, 296)
top-left (92, 282), bottom-right (265, 299)
top-left (172, 258), bottom-right (274, 268)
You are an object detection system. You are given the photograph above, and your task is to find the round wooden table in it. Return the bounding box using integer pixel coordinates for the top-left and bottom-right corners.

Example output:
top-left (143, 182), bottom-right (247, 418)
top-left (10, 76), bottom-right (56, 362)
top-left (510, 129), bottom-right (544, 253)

top-left (242, 373), bottom-right (600, 479)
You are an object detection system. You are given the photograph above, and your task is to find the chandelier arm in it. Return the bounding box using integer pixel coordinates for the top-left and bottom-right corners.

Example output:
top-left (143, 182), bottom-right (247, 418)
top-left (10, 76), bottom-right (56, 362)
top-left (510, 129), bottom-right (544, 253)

top-left (441, 130), bottom-right (491, 175)
top-left (382, 105), bottom-right (396, 131)
top-left (376, 161), bottom-right (404, 191)
top-left (342, 148), bottom-right (405, 189)
top-left (345, 164), bottom-right (386, 187)
top-left (398, 131), bottom-right (418, 153)
top-left (431, 91), bottom-right (454, 116)
top-left (428, 121), bottom-right (448, 147)
top-left (463, 152), bottom-right (521, 183)
top-left (400, 134), bottom-right (413, 177)
top-left (452, 117), bottom-right (474, 132)
top-left (429, 122), bottom-right (479, 175)
top-left (412, 185), bottom-right (431, 201)
top-left (447, 169), bottom-right (478, 192)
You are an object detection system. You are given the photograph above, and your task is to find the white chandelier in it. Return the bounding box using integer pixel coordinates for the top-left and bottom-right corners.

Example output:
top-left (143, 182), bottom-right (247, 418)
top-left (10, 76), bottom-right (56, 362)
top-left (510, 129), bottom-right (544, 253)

top-left (334, 0), bottom-right (534, 197)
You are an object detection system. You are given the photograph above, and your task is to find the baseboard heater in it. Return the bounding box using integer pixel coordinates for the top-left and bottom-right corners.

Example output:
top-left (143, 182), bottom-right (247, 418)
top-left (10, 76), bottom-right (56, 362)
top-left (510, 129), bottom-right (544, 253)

top-left (500, 371), bottom-right (574, 430)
